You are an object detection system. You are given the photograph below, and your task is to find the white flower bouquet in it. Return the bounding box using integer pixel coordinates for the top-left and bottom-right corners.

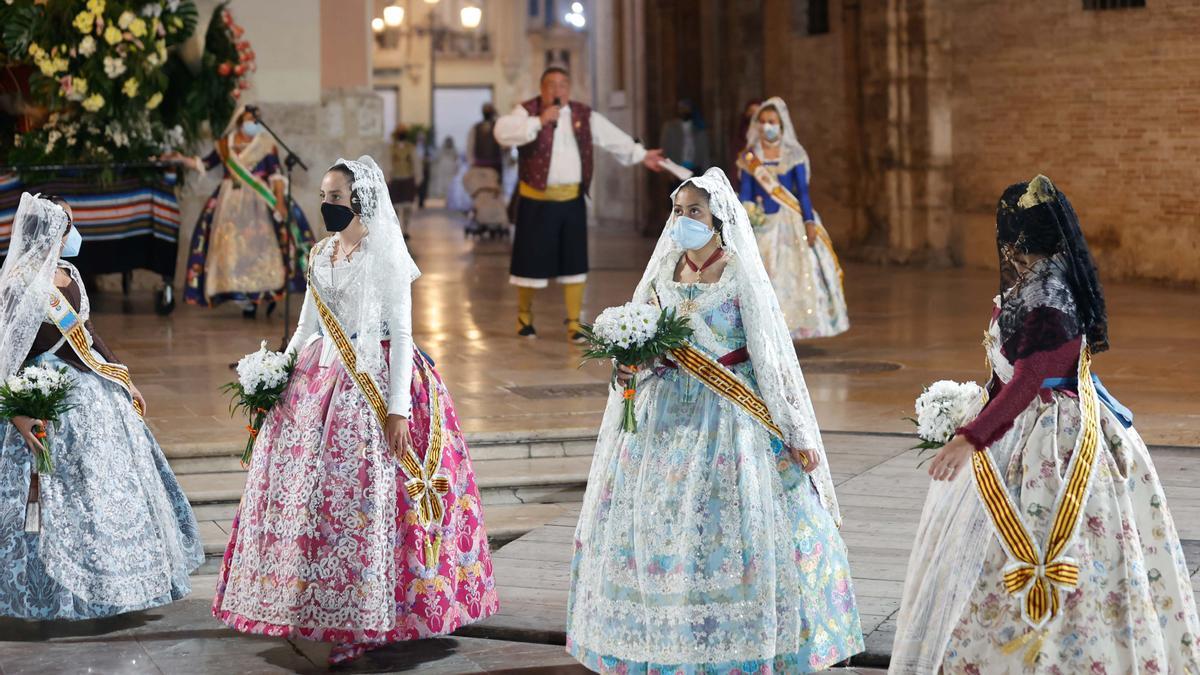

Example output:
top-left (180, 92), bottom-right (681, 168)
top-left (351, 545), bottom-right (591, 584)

top-left (909, 380), bottom-right (987, 452)
top-left (578, 303), bottom-right (693, 433)
top-left (222, 341), bottom-right (296, 467)
top-left (0, 365), bottom-right (76, 474)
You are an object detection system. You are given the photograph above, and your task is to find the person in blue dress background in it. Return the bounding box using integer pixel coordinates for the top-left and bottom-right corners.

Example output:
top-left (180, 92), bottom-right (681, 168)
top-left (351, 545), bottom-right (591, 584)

top-left (738, 96), bottom-right (848, 339)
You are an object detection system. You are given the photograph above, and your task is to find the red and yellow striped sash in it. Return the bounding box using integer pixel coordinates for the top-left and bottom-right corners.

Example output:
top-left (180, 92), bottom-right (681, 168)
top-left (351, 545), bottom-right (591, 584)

top-left (47, 288), bottom-right (143, 417)
top-left (971, 344), bottom-right (1102, 629)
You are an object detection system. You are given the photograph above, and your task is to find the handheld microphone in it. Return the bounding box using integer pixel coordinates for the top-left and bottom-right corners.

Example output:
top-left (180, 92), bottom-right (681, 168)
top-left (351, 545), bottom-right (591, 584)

top-left (550, 97), bottom-right (561, 128)
top-left (244, 104), bottom-right (261, 120)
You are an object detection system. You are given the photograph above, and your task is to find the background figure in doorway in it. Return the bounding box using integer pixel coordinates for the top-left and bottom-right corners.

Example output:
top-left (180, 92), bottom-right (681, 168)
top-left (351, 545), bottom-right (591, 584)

top-left (494, 65), bottom-right (665, 342)
top-left (176, 105), bottom-right (316, 318)
top-left (659, 98), bottom-right (710, 174)
top-left (427, 137), bottom-right (459, 201)
top-left (468, 103), bottom-right (504, 172)
top-left (388, 124), bottom-right (422, 239)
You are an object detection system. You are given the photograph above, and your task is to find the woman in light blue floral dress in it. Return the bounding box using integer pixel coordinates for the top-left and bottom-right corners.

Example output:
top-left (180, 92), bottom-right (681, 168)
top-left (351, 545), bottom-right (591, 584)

top-left (0, 194), bottom-right (203, 620)
top-left (566, 169), bottom-right (863, 673)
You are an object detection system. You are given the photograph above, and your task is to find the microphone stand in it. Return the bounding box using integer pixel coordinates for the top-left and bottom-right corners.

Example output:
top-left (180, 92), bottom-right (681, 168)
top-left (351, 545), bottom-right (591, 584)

top-left (247, 109), bottom-right (309, 352)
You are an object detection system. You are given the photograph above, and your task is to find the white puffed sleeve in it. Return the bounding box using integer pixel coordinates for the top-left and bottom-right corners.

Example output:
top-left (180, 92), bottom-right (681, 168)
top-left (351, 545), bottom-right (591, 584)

top-left (493, 104), bottom-right (541, 147)
top-left (284, 286), bottom-right (318, 359)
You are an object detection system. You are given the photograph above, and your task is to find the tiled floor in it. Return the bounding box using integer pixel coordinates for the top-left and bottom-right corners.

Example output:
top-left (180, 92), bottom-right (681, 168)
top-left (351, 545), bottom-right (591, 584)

top-left (91, 208), bottom-right (1200, 456)
top-left (4, 208), bottom-right (1196, 673)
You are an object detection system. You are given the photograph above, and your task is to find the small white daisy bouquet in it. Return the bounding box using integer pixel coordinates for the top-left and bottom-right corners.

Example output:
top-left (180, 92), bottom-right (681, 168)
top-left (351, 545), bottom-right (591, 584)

top-left (223, 341), bottom-right (296, 467)
top-left (0, 365), bottom-right (76, 474)
top-left (578, 303), bottom-right (693, 433)
top-left (909, 380), bottom-right (988, 453)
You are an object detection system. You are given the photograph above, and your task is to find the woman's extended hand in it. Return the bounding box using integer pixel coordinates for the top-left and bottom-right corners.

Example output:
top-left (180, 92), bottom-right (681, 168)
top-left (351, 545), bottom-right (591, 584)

top-left (11, 416), bottom-right (46, 455)
top-left (928, 435), bottom-right (974, 481)
top-left (805, 221), bottom-right (818, 248)
top-left (789, 446), bottom-right (820, 473)
top-left (385, 414), bottom-right (412, 460)
top-left (130, 384), bottom-right (148, 415)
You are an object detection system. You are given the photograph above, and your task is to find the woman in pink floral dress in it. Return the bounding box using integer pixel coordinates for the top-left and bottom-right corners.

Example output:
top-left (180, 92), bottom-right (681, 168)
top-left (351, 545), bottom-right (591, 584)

top-left (212, 157), bottom-right (498, 665)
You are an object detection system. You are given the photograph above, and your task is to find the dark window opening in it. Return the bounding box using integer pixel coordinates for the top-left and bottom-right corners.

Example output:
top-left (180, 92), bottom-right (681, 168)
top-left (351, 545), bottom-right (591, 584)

top-left (1083, 0), bottom-right (1146, 9)
top-left (791, 0), bottom-right (830, 36)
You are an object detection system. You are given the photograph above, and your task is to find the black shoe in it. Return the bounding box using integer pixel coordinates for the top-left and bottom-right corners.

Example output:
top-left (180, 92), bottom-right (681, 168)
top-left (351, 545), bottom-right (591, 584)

top-left (517, 322), bottom-right (537, 339)
top-left (565, 319), bottom-right (588, 344)
top-left (266, 301), bottom-right (277, 319)
top-left (242, 305), bottom-right (256, 320)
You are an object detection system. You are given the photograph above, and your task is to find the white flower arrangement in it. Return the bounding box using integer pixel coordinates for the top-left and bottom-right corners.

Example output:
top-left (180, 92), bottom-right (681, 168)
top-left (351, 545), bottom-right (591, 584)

top-left (1, 365), bottom-right (76, 474)
top-left (579, 303), bottom-right (694, 433)
top-left (224, 341), bottom-right (297, 466)
top-left (910, 380), bottom-right (987, 450)
top-left (235, 340), bottom-right (292, 393)
top-left (589, 303), bottom-right (662, 351)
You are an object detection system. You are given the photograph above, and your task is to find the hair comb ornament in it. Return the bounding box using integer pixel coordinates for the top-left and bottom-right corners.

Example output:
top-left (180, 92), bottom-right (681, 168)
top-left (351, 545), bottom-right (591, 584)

top-left (1017, 174), bottom-right (1057, 210)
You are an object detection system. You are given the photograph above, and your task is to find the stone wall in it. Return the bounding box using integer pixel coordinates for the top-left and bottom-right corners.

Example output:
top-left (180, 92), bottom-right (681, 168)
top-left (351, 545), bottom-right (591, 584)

top-left (687, 0), bottom-right (1200, 284)
top-left (948, 0), bottom-right (1200, 283)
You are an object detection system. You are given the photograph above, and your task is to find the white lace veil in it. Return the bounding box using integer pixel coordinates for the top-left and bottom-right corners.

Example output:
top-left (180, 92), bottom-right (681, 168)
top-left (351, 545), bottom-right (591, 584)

top-left (0, 193), bottom-right (69, 380)
top-left (333, 155), bottom-right (420, 378)
top-left (745, 95), bottom-right (810, 170)
top-left (630, 168), bottom-right (840, 522)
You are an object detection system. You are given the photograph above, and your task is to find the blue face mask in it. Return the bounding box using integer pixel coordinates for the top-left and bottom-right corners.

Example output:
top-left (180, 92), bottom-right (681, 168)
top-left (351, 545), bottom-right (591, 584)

top-left (671, 215), bottom-right (715, 251)
top-left (62, 227), bottom-right (82, 258)
top-left (761, 122), bottom-right (781, 143)
top-left (242, 121), bottom-right (263, 136)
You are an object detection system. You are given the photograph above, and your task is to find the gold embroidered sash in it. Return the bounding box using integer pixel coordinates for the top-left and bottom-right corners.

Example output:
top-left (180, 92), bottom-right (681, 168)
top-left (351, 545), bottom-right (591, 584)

top-left (307, 240), bottom-right (450, 527)
top-left (669, 343), bottom-right (783, 440)
top-left (971, 343), bottom-right (1101, 629)
top-left (738, 150), bottom-right (804, 216)
top-left (47, 287), bottom-right (143, 417)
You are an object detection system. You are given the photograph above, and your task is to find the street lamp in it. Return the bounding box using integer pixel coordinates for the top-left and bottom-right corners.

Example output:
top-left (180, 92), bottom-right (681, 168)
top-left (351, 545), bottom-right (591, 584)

top-left (460, 5), bottom-right (482, 29)
top-left (383, 4), bottom-right (404, 27)
top-left (371, 0), bottom-right (485, 130)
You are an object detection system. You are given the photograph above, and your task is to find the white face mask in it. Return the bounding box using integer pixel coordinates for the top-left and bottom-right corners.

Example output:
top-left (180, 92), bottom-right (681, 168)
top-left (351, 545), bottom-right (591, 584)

top-left (761, 122), bottom-right (781, 143)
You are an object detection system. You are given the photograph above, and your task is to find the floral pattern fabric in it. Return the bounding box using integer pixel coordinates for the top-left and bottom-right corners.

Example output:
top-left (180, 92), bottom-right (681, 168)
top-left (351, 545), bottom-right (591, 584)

top-left (942, 317), bottom-right (1200, 674)
top-left (566, 277), bottom-right (863, 673)
top-left (211, 340), bottom-right (498, 643)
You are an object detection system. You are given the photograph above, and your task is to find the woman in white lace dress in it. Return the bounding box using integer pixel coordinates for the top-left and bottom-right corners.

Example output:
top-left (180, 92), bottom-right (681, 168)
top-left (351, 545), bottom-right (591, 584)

top-left (0, 193), bottom-right (202, 620)
top-left (566, 168), bottom-right (863, 673)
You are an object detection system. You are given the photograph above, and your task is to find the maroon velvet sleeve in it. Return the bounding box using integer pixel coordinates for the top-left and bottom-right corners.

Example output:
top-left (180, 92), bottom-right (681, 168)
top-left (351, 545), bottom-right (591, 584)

top-left (958, 336), bottom-right (1080, 451)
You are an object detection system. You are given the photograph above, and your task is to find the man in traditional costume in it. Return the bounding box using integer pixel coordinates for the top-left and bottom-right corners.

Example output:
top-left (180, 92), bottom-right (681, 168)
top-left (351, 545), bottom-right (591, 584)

top-left (494, 66), bottom-right (665, 342)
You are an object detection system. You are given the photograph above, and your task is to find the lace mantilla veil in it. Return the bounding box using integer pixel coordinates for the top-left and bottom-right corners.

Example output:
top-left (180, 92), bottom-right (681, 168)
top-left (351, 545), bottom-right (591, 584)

top-left (0, 193), bottom-right (70, 382)
top-left (628, 167), bottom-right (840, 522)
top-left (745, 95), bottom-right (811, 171)
top-left (330, 155), bottom-right (421, 379)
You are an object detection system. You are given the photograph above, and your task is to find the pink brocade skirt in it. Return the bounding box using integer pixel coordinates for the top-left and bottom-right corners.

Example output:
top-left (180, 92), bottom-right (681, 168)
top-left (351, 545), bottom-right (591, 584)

top-left (211, 338), bottom-right (498, 643)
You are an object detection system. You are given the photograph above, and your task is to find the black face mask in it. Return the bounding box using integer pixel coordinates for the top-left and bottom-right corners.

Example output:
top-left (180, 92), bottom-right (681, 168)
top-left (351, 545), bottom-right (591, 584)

top-left (321, 202), bottom-right (356, 232)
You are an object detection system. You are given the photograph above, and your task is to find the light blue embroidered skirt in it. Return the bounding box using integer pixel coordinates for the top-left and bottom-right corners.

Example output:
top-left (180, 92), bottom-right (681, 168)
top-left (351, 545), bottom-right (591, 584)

top-left (0, 353), bottom-right (203, 620)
